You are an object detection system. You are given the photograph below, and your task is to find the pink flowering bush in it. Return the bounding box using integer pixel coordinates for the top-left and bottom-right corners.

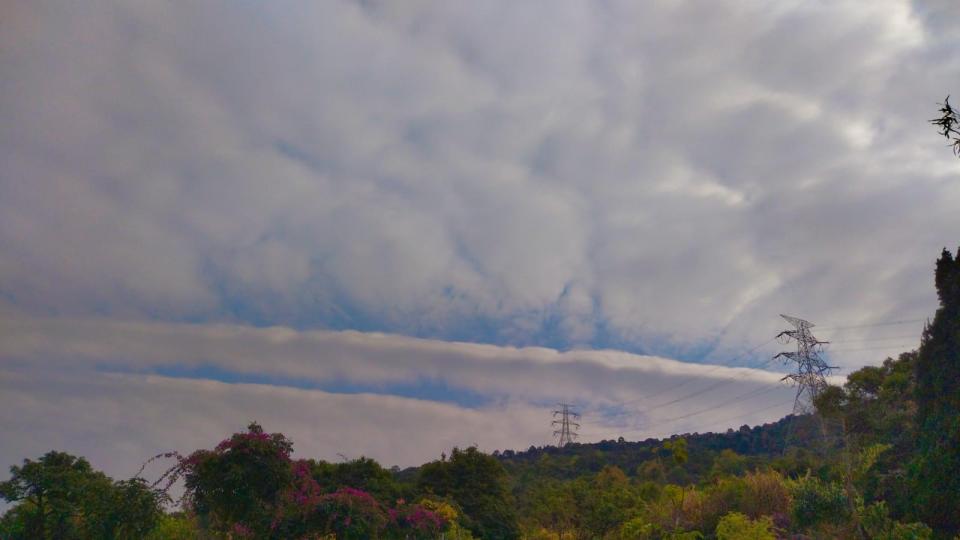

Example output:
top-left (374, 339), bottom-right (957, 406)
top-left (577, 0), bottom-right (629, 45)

top-left (148, 423), bottom-right (450, 539)
top-left (317, 487), bottom-right (389, 539)
top-left (152, 422), bottom-right (294, 537)
top-left (386, 500), bottom-right (447, 539)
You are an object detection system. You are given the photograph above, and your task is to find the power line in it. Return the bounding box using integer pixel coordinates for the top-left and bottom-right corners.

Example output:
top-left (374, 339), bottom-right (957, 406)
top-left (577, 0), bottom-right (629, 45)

top-left (817, 318), bottom-right (924, 331)
top-left (650, 393), bottom-right (791, 431)
top-left (827, 344), bottom-right (917, 352)
top-left (823, 334), bottom-right (919, 344)
top-left (582, 378), bottom-right (791, 439)
top-left (592, 314), bottom-right (917, 417)
top-left (648, 384), bottom-right (785, 427)
top-left (605, 337), bottom-right (779, 411)
top-left (594, 356), bottom-right (779, 421)
top-left (581, 394), bottom-right (794, 441)
top-left (575, 315), bottom-right (921, 442)
top-left (641, 359), bottom-right (777, 412)
top-left (571, 315), bottom-right (924, 443)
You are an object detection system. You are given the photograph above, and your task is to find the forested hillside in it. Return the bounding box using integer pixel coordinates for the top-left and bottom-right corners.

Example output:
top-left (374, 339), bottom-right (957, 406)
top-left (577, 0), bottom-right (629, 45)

top-left (2, 247), bottom-right (958, 539)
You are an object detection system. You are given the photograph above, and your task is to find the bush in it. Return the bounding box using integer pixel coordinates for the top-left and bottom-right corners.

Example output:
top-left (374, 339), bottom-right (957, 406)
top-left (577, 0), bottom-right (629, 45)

top-left (862, 501), bottom-right (933, 540)
top-left (789, 475), bottom-right (850, 529)
top-left (715, 512), bottom-right (776, 540)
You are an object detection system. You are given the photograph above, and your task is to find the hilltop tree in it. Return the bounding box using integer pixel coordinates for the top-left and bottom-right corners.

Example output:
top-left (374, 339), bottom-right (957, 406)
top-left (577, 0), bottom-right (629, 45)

top-left (418, 447), bottom-right (520, 539)
top-left (910, 246), bottom-right (960, 534)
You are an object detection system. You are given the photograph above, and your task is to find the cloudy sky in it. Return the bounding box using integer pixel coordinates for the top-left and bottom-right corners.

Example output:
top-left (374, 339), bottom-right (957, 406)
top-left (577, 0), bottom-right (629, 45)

top-left (2, 0), bottom-right (960, 479)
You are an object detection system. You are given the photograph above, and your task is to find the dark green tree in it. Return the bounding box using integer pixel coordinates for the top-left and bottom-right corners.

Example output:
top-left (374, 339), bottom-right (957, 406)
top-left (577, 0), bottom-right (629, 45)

top-left (78, 478), bottom-right (164, 539)
top-left (310, 456), bottom-right (402, 502)
top-left (0, 451), bottom-right (92, 538)
top-left (182, 422), bottom-right (294, 535)
top-left (0, 451), bottom-right (162, 539)
top-left (910, 246), bottom-right (960, 534)
top-left (418, 447), bottom-right (520, 539)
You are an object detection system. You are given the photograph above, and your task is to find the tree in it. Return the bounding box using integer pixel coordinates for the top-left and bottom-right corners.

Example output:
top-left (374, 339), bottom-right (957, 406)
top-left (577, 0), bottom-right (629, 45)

top-left (0, 451), bottom-right (100, 538)
top-left (715, 512), bottom-right (776, 540)
top-left (910, 246), bottom-right (960, 534)
top-left (579, 466), bottom-right (636, 538)
top-left (311, 456), bottom-right (401, 502)
top-left (0, 451), bottom-right (162, 539)
top-left (418, 447), bottom-right (520, 539)
top-left (180, 422), bottom-right (294, 535)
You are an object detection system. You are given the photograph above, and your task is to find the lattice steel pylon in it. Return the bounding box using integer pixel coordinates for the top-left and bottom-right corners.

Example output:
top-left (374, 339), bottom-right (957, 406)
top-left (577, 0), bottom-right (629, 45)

top-left (552, 403), bottom-right (580, 446)
top-left (774, 314), bottom-right (837, 415)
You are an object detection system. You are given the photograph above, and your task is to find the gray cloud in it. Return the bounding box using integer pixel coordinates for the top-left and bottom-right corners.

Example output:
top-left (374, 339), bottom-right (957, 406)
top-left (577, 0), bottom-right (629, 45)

top-left (1, 313), bottom-right (793, 410)
top-left (2, 0), bottom-right (957, 361)
top-left (0, 314), bottom-right (801, 479)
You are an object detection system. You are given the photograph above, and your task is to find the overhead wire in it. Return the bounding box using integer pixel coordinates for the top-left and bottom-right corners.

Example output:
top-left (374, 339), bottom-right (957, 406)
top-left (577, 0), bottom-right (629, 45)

top-left (827, 344), bottom-right (918, 352)
top-left (574, 316), bottom-right (926, 441)
top-left (601, 336), bottom-right (780, 412)
top-left (816, 318), bottom-right (924, 331)
top-left (581, 395), bottom-right (795, 441)
top-left (822, 334), bottom-right (920, 343)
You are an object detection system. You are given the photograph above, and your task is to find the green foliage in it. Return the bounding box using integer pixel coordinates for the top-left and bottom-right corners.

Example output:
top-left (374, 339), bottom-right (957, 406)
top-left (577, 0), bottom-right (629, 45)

top-left (145, 513), bottom-right (199, 539)
top-left (715, 512), bottom-right (776, 540)
top-left (418, 446), bottom-right (520, 539)
top-left (183, 422), bottom-right (294, 535)
top-left (0, 451), bottom-right (162, 539)
top-left (788, 475), bottom-right (850, 530)
top-left (579, 466), bottom-right (637, 538)
top-left (620, 517), bottom-right (656, 539)
top-left (663, 438), bottom-right (689, 467)
top-left (311, 456), bottom-right (402, 502)
top-left (710, 449), bottom-right (748, 479)
top-left (667, 530), bottom-right (704, 539)
top-left (862, 501), bottom-right (933, 540)
top-left (911, 246), bottom-right (960, 534)
top-left (80, 478), bottom-right (164, 539)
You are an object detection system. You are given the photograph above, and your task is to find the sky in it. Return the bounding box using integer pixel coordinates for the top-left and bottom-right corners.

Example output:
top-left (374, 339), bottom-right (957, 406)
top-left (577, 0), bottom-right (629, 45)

top-left (2, 0), bottom-right (960, 481)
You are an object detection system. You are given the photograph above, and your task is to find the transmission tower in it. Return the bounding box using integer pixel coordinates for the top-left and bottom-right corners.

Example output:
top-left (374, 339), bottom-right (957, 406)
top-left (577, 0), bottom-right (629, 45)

top-left (773, 314), bottom-right (837, 415)
top-left (552, 403), bottom-right (580, 446)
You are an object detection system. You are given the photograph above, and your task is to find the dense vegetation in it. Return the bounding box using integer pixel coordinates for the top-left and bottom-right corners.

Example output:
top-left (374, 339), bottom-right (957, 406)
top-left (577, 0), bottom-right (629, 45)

top-left (3, 245), bottom-right (959, 538)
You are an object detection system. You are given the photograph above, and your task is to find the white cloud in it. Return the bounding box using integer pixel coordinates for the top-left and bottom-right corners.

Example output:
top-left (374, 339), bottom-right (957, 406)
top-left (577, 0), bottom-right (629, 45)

top-left (0, 314), bottom-right (801, 480)
top-left (1, 0), bottom-right (957, 359)
top-left (1, 313), bottom-right (791, 407)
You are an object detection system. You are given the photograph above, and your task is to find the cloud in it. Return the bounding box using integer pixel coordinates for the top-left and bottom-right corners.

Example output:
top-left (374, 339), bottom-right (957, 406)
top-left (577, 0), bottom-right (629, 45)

top-left (1, 0), bottom-right (957, 364)
top-left (0, 313), bottom-right (800, 480)
top-left (1, 313), bottom-right (792, 409)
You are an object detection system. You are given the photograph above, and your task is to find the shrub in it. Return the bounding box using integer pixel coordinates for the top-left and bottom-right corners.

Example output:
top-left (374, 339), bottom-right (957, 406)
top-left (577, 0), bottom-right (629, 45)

top-left (789, 475), bottom-right (850, 529)
top-left (715, 512), bottom-right (776, 540)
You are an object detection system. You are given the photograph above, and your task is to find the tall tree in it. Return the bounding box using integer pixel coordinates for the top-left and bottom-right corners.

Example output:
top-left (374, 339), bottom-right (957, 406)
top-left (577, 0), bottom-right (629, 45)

top-left (0, 451), bottom-right (162, 540)
top-left (0, 451), bottom-right (97, 539)
top-left (910, 246), bottom-right (960, 534)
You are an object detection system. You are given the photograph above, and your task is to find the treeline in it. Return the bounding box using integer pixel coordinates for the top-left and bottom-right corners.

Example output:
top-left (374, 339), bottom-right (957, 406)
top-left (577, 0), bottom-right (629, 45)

top-left (2, 246), bottom-right (958, 539)
top-left (0, 426), bottom-right (496, 539)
